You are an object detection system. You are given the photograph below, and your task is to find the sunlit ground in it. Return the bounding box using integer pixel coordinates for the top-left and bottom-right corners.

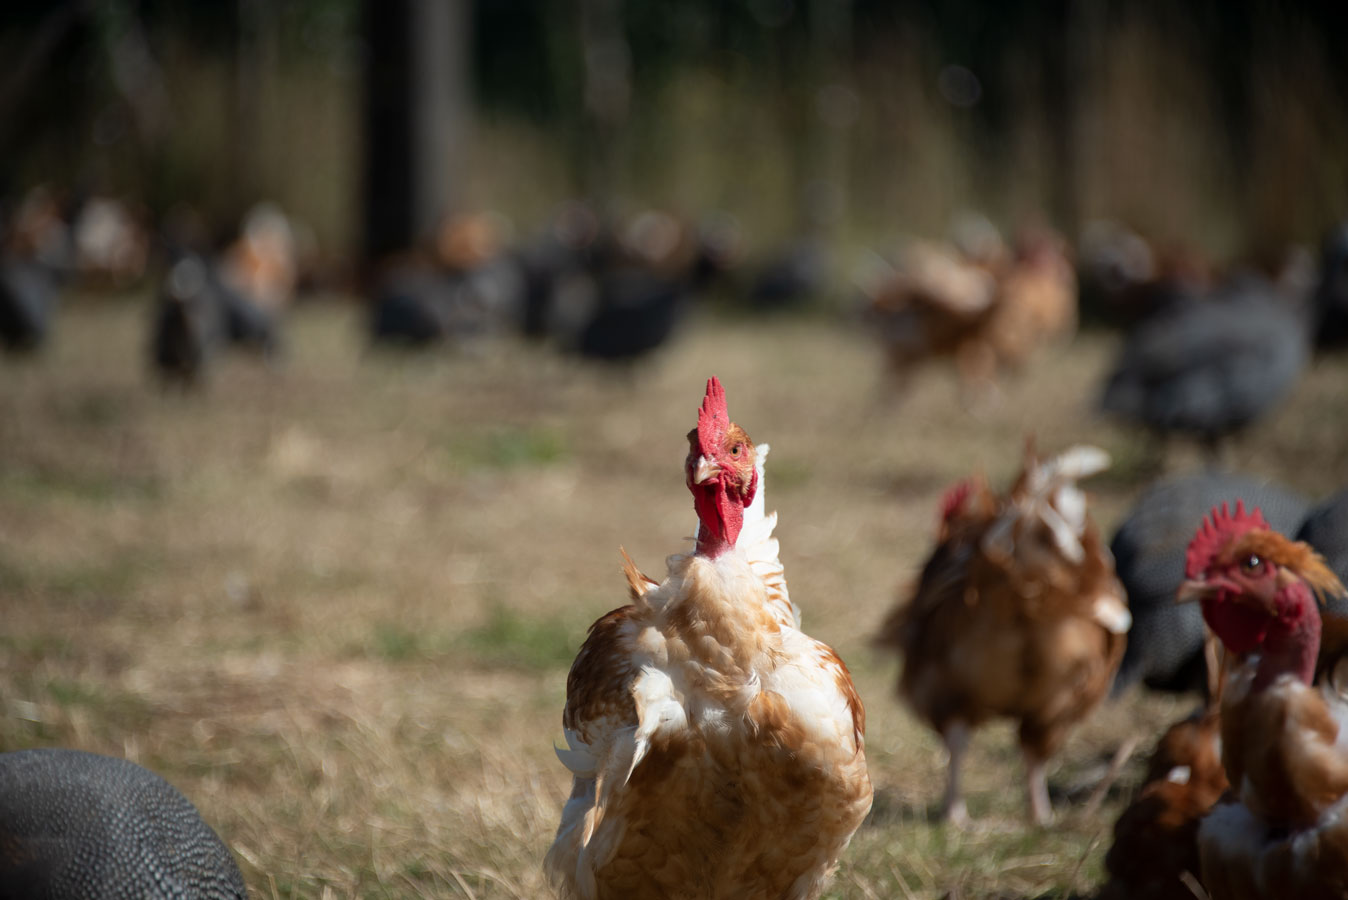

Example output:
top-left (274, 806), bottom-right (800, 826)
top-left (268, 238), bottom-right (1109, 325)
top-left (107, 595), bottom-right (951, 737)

top-left (2, 294), bottom-right (1346, 898)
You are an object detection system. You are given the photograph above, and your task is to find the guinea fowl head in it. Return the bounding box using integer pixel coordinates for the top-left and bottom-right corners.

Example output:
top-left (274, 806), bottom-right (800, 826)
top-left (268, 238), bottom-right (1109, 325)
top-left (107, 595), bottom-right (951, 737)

top-left (1179, 501), bottom-right (1346, 687)
top-left (685, 377), bottom-right (757, 559)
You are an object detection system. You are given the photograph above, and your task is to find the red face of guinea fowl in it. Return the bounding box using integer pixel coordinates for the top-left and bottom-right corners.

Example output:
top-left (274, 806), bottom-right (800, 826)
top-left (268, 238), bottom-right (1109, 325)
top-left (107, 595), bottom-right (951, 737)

top-left (685, 376), bottom-right (757, 559)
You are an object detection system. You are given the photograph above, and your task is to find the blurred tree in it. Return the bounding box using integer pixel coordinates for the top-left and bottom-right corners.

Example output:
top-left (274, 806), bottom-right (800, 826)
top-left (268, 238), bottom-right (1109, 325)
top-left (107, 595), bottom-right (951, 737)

top-left (362, 0), bottom-right (470, 262)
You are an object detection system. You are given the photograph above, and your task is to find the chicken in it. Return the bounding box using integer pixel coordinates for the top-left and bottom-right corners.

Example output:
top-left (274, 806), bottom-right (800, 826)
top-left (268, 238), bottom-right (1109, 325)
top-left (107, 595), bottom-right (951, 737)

top-left (1110, 471), bottom-right (1312, 697)
top-left (218, 202), bottom-right (299, 314)
top-left (1176, 502), bottom-right (1348, 899)
top-left (1099, 706), bottom-right (1229, 900)
top-left (71, 196), bottom-right (150, 289)
top-left (866, 226), bottom-right (1077, 398)
top-left (545, 377), bottom-right (871, 900)
top-left (1111, 475), bottom-right (1348, 699)
top-left (875, 443), bottom-right (1129, 825)
top-left (982, 229), bottom-right (1077, 371)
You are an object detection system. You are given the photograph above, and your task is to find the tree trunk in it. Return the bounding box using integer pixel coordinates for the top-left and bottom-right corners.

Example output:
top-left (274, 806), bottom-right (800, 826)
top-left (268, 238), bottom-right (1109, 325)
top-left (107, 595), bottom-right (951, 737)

top-left (362, 0), bottom-right (471, 265)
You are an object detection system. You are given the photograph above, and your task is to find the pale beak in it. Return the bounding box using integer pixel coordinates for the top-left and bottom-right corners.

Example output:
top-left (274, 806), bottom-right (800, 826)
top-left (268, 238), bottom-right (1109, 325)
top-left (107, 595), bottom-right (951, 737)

top-left (1176, 578), bottom-right (1214, 605)
top-left (692, 455), bottom-right (720, 485)
top-left (1177, 575), bottom-right (1273, 613)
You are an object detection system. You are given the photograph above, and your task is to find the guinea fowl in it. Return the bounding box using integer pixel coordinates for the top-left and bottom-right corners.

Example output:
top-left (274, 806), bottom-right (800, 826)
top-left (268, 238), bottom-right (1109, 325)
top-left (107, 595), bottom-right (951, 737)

top-left (570, 212), bottom-right (728, 365)
top-left (1111, 471), bottom-right (1313, 697)
top-left (1298, 488), bottom-right (1348, 583)
top-left (1100, 276), bottom-right (1309, 458)
top-left (747, 235), bottom-right (829, 311)
top-left (150, 255), bottom-right (225, 386)
top-left (0, 186), bottom-right (74, 353)
top-left (0, 257), bottom-right (62, 353)
top-left (0, 748), bottom-right (246, 900)
top-left (1075, 221), bottom-right (1212, 328)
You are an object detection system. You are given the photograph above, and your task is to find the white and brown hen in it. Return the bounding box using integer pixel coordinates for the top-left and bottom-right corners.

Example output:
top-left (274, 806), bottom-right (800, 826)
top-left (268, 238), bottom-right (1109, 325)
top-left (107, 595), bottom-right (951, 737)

top-left (546, 377), bottom-right (871, 900)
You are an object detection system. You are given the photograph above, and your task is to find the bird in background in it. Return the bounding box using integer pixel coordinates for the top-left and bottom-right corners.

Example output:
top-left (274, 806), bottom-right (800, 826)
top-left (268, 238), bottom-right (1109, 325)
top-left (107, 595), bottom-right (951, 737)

top-left (1099, 272), bottom-right (1309, 463)
top-left (1110, 471), bottom-right (1313, 698)
top-left (1180, 502), bottom-right (1348, 900)
top-left (546, 376), bottom-right (871, 900)
top-left (1098, 702), bottom-right (1228, 900)
top-left (1111, 474), bottom-right (1348, 700)
top-left (0, 747), bottom-right (246, 900)
top-left (875, 442), bottom-right (1129, 825)
top-left (0, 184), bottom-right (74, 354)
top-left (863, 222), bottom-right (1077, 403)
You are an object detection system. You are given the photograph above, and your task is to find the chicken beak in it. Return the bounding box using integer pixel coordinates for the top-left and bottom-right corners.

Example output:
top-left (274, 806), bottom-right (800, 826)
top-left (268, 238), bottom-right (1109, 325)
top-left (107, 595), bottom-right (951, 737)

top-left (692, 455), bottom-right (721, 485)
top-left (1176, 578), bottom-right (1214, 605)
top-left (1176, 575), bottom-right (1273, 613)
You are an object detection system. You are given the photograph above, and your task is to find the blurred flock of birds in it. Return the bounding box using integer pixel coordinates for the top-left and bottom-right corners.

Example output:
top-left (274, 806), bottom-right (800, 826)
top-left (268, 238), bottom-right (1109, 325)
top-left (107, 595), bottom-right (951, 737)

top-left (6, 181), bottom-right (1348, 900)
top-left (4, 184), bottom-right (1347, 452)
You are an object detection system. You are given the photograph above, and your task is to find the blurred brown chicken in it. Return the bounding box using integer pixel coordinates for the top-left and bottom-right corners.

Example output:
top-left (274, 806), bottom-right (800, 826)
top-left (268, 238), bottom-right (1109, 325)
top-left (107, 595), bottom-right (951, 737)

top-left (866, 224), bottom-right (1077, 397)
top-left (875, 443), bottom-right (1129, 825)
top-left (1099, 706), bottom-right (1229, 900)
top-left (219, 202), bottom-right (299, 313)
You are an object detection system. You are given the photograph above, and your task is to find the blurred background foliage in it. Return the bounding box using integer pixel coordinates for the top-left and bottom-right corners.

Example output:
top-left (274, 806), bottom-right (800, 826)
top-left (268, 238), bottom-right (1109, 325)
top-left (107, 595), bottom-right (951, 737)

top-left (2, 0), bottom-right (1346, 263)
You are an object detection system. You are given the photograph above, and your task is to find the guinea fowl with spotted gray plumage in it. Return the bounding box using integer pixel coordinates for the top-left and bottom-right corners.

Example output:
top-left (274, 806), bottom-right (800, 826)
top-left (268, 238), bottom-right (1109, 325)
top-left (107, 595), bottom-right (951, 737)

top-left (0, 748), bottom-right (246, 900)
top-left (1298, 488), bottom-right (1348, 585)
top-left (1100, 276), bottom-right (1309, 458)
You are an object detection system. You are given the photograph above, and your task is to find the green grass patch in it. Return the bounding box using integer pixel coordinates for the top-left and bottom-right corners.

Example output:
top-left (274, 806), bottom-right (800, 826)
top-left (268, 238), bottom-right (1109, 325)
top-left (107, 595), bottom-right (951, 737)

top-left (366, 606), bottom-right (581, 671)
top-left (0, 466), bottom-right (162, 505)
top-left (44, 677), bottom-right (104, 708)
top-left (457, 604), bottom-right (585, 671)
top-left (449, 426), bottom-right (569, 470)
top-left (0, 633), bottom-right (75, 659)
top-left (371, 621), bottom-right (427, 662)
top-left (0, 551), bottom-right (142, 603)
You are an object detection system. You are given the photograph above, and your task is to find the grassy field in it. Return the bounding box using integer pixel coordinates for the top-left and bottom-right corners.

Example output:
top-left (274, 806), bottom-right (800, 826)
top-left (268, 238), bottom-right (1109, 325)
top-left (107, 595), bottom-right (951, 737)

top-left (2, 295), bottom-right (1346, 899)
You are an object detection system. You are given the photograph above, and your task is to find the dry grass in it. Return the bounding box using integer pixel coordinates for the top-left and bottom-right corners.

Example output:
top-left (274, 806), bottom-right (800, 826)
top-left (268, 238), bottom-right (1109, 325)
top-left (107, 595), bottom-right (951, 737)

top-left (2, 295), bottom-right (1346, 899)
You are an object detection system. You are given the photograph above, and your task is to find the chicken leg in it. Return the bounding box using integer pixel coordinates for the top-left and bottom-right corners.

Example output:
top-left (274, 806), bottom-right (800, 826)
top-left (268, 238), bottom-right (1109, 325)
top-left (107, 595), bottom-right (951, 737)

top-left (1025, 752), bottom-right (1053, 826)
top-left (940, 720), bottom-right (971, 826)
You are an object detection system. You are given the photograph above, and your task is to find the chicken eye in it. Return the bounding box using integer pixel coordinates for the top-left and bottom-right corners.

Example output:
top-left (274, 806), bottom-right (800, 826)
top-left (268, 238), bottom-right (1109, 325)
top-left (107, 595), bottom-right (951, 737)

top-left (1240, 554), bottom-right (1262, 573)
top-left (730, 444), bottom-right (741, 457)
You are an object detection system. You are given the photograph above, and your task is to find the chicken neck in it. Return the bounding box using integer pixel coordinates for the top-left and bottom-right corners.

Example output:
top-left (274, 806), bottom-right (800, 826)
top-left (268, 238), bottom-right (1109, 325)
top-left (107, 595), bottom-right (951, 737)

top-left (692, 480), bottom-right (744, 560)
top-left (1252, 581), bottom-right (1321, 691)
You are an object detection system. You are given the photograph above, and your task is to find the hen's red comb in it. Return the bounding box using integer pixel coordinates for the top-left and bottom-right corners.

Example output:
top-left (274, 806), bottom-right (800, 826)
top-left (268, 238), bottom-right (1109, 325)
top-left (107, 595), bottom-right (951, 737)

top-left (939, 479), bottom-right (973, 524)
top-left (697, 376), bottom-right (729, 449)
top-left (1184, 500), bottom-right (1270, 578)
